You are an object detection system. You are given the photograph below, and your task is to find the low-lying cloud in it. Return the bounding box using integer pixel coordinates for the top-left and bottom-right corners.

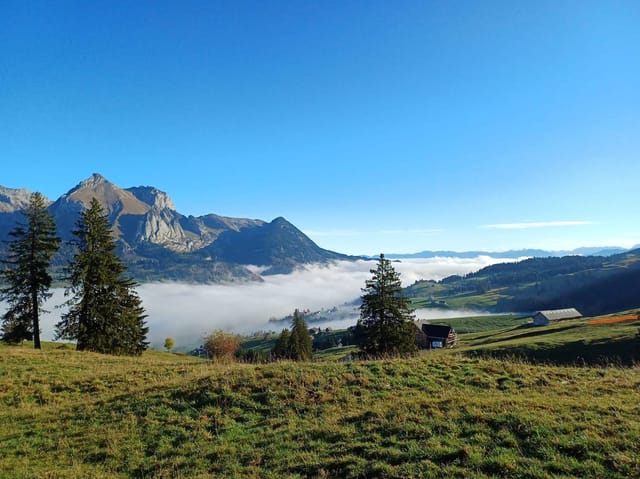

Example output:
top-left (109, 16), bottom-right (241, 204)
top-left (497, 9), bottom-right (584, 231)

top-left (8, 256), bottom-right (522, 350)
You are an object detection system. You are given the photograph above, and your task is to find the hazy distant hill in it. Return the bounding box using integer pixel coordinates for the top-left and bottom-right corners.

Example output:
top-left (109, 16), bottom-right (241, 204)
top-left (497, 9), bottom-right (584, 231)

top-left (387, 246), bottom-right (629, 259)
top-left (0, 174), bottom-right (354, 282)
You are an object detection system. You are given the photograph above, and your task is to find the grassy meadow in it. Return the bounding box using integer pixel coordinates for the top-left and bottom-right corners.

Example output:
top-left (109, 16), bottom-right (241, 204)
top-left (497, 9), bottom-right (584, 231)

top-left (2, 317), bottom-right (640, 479)
top-left (458, 312), bottom-right (640, 366)
top-left (427, 314), bottom-right (529, 334)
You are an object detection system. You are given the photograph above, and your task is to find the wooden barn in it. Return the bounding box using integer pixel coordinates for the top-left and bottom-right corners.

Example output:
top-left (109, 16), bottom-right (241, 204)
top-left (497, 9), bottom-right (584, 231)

top-left (532, 308), bottom-right (582, 326)
top-left (414, 322), bottom-right (457, 349)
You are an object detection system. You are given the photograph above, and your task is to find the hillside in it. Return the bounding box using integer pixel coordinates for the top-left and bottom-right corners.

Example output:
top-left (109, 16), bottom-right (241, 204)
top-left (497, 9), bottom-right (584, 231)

top-left (0, 174), bottom-right (355, 282)
top-left (1, 341), bottom-right (639, 478)
top-left (426, 310), bottom-right (640, 366)
top-left (252, 310), bottom-right (640, 366)
top-left (406, 249), bottom-right (640, 316)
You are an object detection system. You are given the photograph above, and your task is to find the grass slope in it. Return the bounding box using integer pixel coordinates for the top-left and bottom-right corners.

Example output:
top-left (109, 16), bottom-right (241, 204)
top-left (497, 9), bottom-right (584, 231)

top-left (457, 313), bottom-right (640, 366)
top-left (1, 342), bottom-right (640, 478)
top-left (428, 314), bottom-right (529, 334)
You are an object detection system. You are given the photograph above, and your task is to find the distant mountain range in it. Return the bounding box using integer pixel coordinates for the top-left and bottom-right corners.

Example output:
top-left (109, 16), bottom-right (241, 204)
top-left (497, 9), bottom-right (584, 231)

top-left (386, 246), bottom-right (633, 260)
top-left (0, 174), bottom-right (354, 282)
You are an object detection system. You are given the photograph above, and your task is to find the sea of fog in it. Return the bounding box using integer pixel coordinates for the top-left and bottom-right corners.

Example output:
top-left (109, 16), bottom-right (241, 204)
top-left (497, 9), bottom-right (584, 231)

top-left (6, 256), bottom-right (523, 350)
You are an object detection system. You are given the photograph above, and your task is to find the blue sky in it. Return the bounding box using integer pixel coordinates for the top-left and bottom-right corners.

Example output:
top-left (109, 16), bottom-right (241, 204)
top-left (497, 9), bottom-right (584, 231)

top-left (2, 1), bottom-right (639, 255)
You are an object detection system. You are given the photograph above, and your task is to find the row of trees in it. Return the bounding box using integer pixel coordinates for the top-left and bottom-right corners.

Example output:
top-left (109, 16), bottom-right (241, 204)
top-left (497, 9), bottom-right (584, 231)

top-left (0, 194), bottom-right (148, 355)
top-left (272, 309), bottom-right (313, 360)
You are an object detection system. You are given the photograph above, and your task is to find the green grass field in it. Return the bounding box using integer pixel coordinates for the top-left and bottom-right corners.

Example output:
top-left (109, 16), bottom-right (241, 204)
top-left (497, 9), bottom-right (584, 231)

top-left (428, 314), bottom-right (529, 334)
top-left (457, 312), bottom-right (640, 366)
top-left (2, 319), bottom-right (640, 479)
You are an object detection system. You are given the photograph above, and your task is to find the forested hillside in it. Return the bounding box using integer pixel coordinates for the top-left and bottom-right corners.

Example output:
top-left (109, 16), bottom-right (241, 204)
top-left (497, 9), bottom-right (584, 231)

top-left (406, 249), bottom-right (640, 315)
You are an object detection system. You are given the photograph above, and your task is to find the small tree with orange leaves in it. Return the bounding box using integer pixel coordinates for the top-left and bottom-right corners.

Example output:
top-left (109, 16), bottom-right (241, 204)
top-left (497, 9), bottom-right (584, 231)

top-left (204, 330), bottom-right (240, 362)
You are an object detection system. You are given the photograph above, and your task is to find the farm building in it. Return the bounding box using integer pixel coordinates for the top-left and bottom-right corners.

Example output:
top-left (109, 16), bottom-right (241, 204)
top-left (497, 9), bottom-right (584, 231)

top-left (414, 322), bottom-right (457, 349)
top-left (532, 308), bottom-right (582, 326)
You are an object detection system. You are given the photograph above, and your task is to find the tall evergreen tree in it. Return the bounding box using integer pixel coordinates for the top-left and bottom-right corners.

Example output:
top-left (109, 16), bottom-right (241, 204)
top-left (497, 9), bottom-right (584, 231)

top-left (56, 198), bottom-right (148, 355)
top-left (356, 254), bottom-right (417, 356)
top-left (0, 192), bottom-right (60, 348)
top-left (289, 309), bottom-right (313, 361)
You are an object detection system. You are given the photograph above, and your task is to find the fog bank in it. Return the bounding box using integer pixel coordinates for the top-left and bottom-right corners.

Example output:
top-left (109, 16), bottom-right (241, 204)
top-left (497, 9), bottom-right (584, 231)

top-left (6, 256), bottom-right (522, 350)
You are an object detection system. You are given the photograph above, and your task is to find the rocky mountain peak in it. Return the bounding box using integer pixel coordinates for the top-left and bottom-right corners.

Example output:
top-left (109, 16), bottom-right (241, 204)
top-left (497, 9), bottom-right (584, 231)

top-left (60, 174), bottom-right (150, 216)
top-left (79, 172), bottom-right (108, 188)
top-left (64, 173), bottom-right (111, 198)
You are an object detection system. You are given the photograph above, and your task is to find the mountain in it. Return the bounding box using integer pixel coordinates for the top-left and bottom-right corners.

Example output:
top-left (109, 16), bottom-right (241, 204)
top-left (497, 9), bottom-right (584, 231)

top-left (0, 185), bottom-right (35, 213)
top-left (406, 249), bottom-right (640, 316)
top-left (205, 216), bottom-right (350, 274)
top-left (387, 246), bottom-right (629, 259)
top-left (0, 185), bottom-right (38, 238)
top-left (0, 174), bottom-right (355, 283)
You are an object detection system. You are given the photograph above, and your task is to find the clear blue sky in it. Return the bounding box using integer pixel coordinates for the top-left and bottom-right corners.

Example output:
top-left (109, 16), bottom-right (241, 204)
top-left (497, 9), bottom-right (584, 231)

top-left (2, 1), bottom-right (639, 255)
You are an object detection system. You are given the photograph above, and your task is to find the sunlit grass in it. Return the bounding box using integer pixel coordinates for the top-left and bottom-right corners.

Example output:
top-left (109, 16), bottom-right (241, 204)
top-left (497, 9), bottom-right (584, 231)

top-left (1, 341), bottom-right (639, 478)
top-left (458, 314), bottom-right (640, 366)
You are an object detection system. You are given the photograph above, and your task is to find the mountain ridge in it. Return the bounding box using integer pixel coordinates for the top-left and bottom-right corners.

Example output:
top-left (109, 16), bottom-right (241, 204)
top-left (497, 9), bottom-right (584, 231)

top-left (0, 174), bottom-right (355, 282)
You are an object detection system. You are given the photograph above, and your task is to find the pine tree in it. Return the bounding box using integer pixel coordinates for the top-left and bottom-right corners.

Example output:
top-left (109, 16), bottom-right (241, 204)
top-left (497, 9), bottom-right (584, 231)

top-left (0, 192), bottom-right (60, 348)
top-left (272, 328), bottom-right (291, 359)
top-left (357, 253), bottom-right (417, 357)
top-left (55, 198), bottom-right (148, 355)
top-left (289, 309), bottom-right (313, 361)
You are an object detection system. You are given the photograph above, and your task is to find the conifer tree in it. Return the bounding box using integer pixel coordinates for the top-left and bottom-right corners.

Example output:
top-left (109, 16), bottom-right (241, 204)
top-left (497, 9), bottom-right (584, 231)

top-left (0, 192), bottom-right (60, 348)
top-left (289, 309), bottom-right (313, 361)
top-left (56, 198), bottom-right (148, 355)
top-left (356, 254), bottom-right (417, 356)
top-left (272, 328), bottom-right (291, 359)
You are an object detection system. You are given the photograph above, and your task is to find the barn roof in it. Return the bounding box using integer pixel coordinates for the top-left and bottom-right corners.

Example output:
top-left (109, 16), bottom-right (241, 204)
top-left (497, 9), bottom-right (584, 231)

top-left (420, 323), bottom-right (454, 338)
top-left (534, 308), bottom-right (582, 321)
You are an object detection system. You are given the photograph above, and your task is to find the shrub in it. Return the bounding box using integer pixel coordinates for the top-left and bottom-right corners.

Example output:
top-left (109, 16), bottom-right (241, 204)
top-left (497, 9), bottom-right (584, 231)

top-left (204, 330), bottom-right (240, 362)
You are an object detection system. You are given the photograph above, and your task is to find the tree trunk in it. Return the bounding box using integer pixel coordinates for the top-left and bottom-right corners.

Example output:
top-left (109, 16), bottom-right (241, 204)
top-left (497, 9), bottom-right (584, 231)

top-left (32, 289), bottom-right (41, 349)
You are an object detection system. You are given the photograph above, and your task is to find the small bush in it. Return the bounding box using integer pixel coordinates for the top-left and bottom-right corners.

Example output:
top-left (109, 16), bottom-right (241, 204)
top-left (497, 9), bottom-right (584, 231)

top-left (204, 331), bottom-right (240, 362)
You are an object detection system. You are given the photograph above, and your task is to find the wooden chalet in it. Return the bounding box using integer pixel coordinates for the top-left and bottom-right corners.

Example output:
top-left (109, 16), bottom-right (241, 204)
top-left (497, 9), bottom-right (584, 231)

top-left (414, 322), bottom-right (457, 349)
